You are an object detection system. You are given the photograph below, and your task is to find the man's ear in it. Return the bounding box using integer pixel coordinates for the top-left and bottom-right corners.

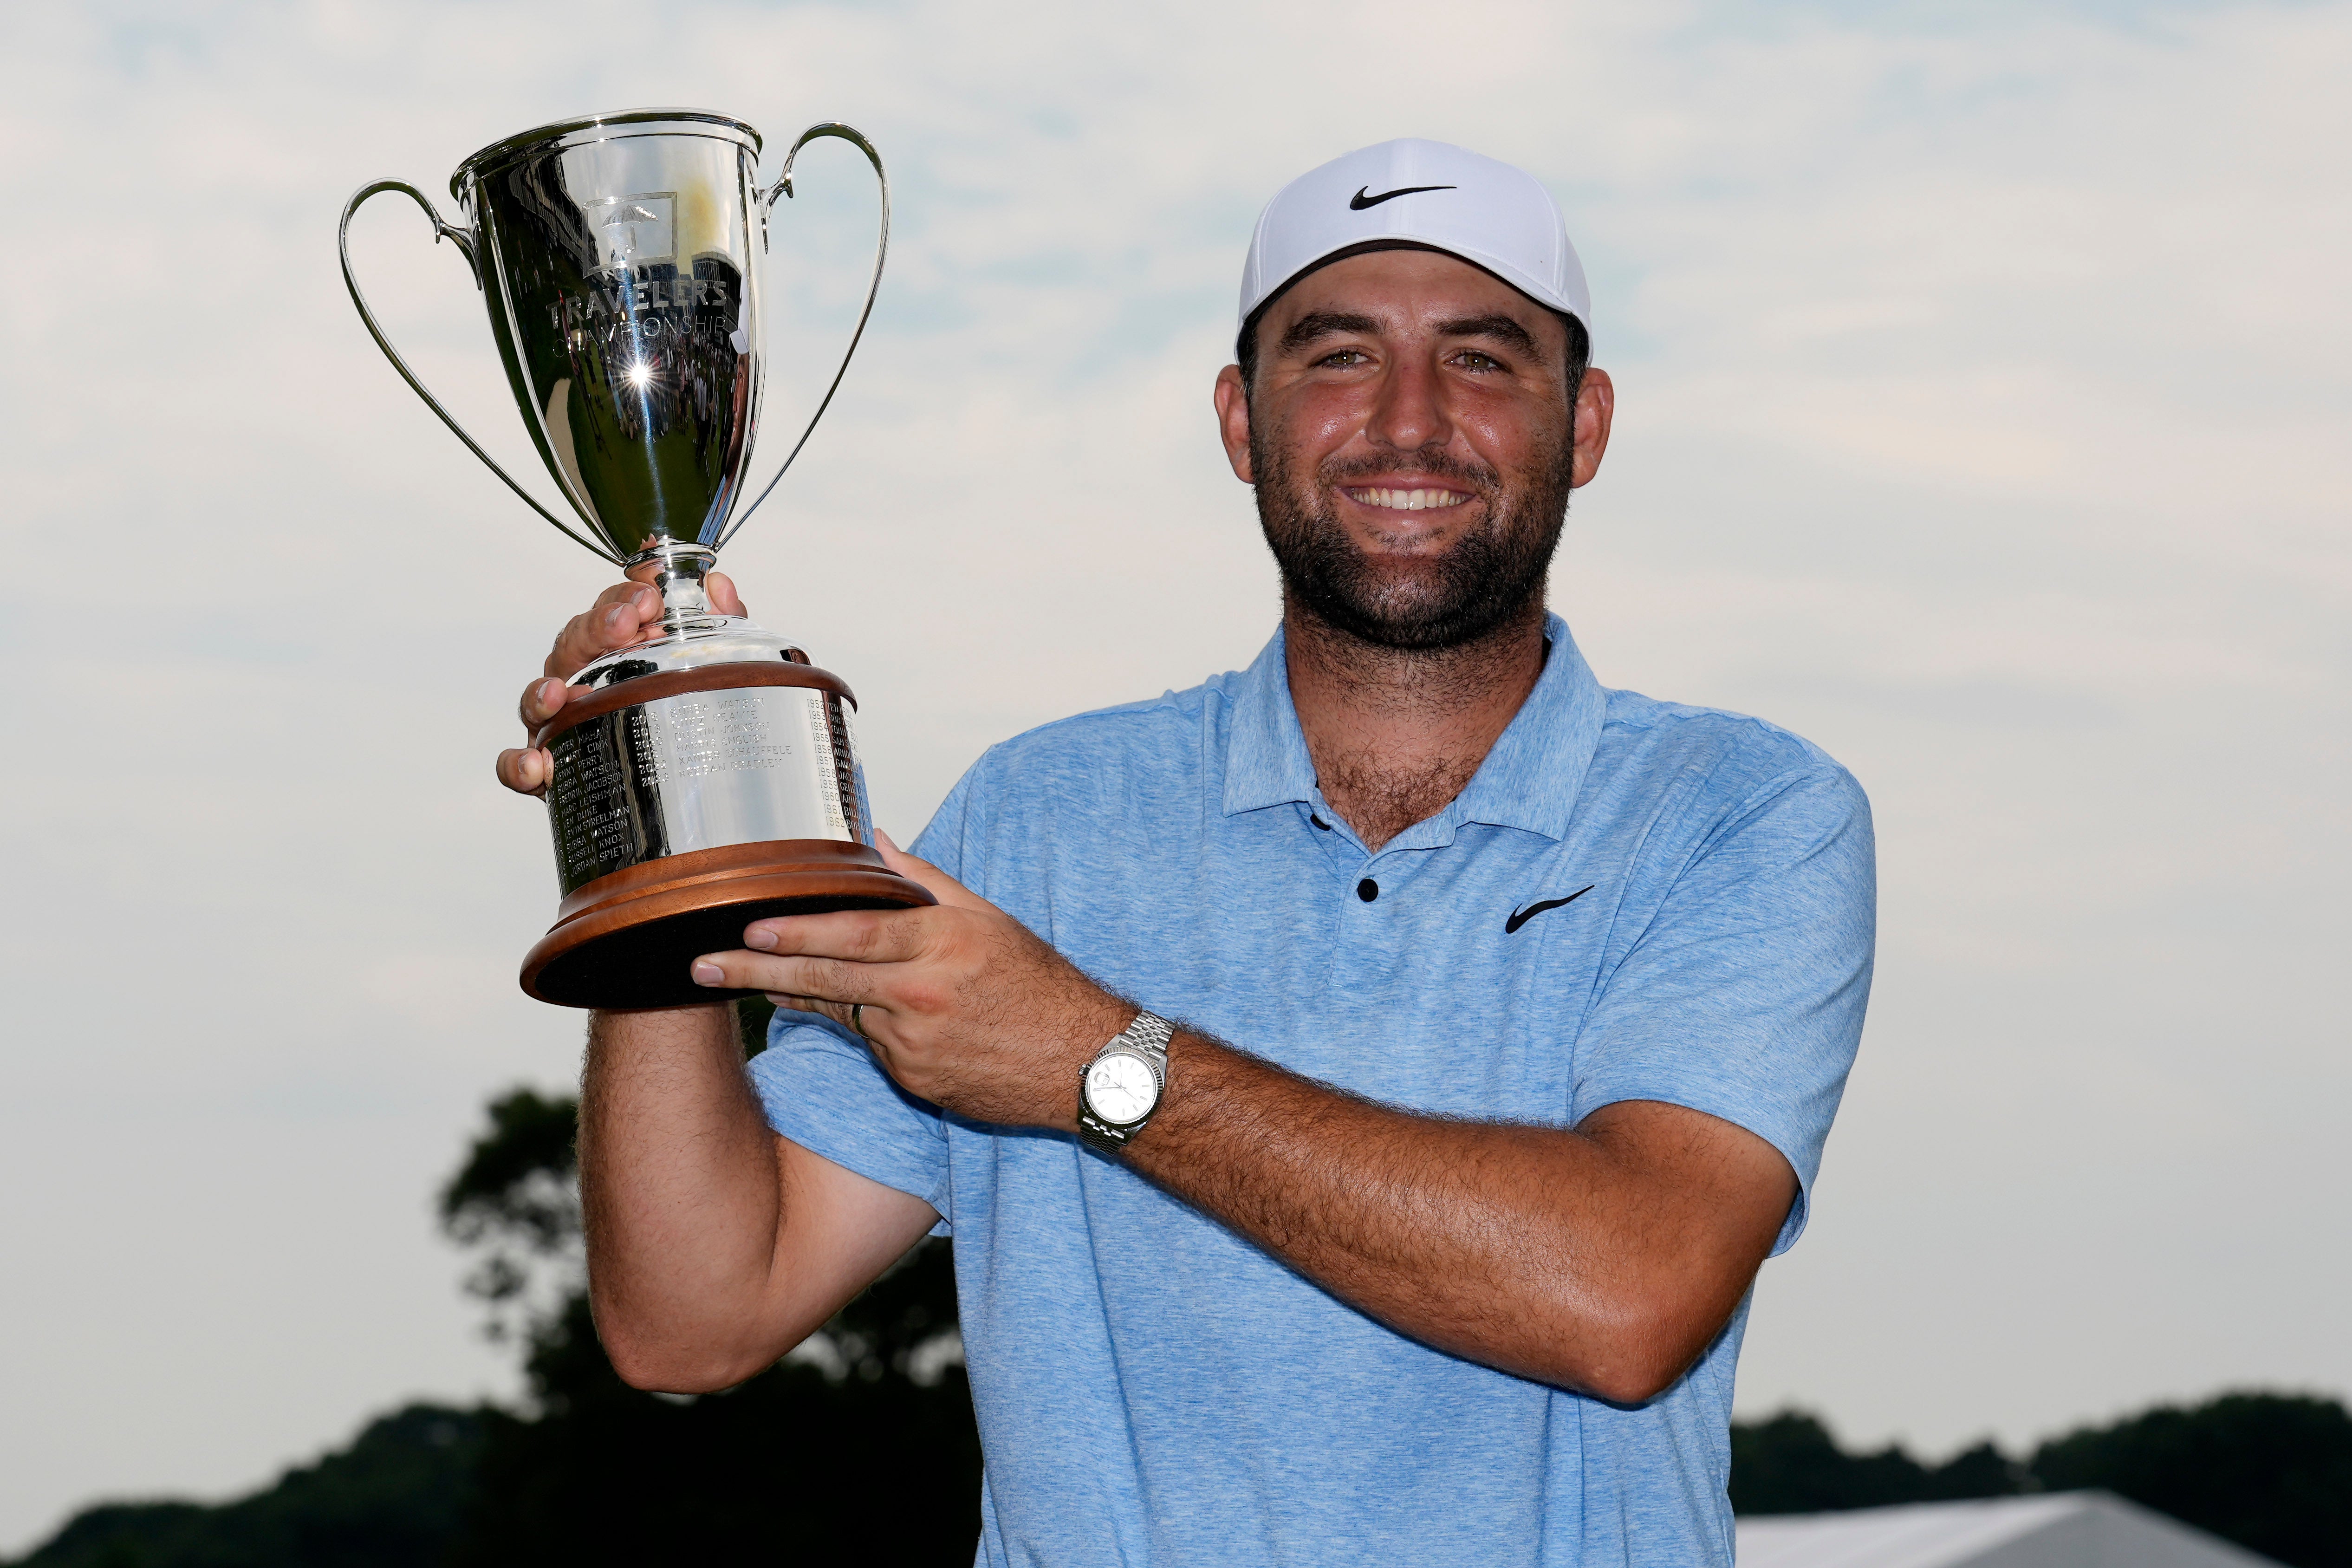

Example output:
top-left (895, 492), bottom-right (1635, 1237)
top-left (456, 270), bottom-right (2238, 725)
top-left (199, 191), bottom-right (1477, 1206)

top-left (1213, 364), bottom-right (1255, 484)
top-left (1570, 367), bottom-right (1615, 489)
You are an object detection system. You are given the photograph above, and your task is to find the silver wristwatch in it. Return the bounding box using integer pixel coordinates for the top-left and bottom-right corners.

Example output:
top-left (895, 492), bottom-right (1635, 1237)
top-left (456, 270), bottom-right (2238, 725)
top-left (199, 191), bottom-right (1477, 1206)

top-left (1076, 1012), bottom-right (1175, 1155)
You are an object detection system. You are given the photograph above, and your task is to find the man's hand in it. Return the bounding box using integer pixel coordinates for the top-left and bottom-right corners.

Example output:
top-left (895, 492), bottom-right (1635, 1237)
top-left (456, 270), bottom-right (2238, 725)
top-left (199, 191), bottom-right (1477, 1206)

top-left (494, 567), bottom-right (749, 797)
top-left (687, 837), bottom-right (1133, 1130)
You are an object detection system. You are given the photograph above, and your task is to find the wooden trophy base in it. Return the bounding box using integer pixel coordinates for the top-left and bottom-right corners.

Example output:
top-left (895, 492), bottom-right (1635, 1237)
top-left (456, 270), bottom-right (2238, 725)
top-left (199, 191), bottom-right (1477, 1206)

top-left (520, 839), bottom-right (935, 1010)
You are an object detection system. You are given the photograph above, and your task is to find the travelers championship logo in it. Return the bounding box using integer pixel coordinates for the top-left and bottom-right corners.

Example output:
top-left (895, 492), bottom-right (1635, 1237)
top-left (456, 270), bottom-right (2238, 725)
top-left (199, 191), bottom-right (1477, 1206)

top-left (552, 191), bottom-right (743, 354)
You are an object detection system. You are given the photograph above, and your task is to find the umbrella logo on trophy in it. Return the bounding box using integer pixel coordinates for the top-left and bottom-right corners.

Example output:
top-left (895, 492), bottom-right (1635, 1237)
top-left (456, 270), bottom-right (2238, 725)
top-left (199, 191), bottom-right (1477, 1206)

top-left (585, 194), bottom-right (677, 273)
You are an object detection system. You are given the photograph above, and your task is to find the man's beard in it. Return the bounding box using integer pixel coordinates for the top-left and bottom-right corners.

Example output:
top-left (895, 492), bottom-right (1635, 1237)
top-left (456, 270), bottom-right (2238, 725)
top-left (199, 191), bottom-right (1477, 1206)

top-left (1251, 428), bottom-right (1574, 652)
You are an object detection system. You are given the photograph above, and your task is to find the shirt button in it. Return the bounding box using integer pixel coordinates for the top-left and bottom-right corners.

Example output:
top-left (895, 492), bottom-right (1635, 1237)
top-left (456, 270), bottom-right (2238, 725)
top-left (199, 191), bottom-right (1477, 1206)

top-left (1357, 878), bottom-right (1379, 902)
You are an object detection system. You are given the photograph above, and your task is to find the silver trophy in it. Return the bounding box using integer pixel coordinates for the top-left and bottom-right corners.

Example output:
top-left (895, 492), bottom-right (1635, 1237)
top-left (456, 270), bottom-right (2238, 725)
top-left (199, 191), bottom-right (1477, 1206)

top-left (341, 109), bottom-right (931, 1010)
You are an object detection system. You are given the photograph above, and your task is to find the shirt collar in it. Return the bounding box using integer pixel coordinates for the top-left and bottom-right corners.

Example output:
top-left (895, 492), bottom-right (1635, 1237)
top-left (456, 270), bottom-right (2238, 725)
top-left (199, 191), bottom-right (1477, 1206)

top-left (1221, 613), bottom-right (1607, 843)
top-left (1221, 627), bottom-right (1320, 816)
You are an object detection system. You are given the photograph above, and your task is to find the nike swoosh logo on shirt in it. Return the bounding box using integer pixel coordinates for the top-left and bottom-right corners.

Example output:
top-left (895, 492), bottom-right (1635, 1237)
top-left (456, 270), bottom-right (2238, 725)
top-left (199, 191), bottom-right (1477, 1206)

top-left (1349, 184), bottom-right (1457, 210)
top-left (1504, 885), bottom-right (1595, 934)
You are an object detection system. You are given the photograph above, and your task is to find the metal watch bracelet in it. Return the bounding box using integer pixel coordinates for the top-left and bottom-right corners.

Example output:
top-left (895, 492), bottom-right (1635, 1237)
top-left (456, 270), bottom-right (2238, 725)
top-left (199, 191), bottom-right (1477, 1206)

top-left (1076, 1012), bottom-right (1174, 1155)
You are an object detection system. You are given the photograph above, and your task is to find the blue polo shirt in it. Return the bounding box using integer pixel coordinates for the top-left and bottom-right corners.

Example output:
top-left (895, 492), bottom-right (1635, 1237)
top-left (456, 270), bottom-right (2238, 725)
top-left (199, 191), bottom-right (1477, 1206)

top-left (749, 615), bottom-right (1874, 1567)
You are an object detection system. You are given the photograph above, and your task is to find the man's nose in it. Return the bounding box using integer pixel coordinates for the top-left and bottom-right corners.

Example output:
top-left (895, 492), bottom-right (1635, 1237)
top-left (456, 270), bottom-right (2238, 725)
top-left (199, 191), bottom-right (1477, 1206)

top-left (1364, 353), bottom-right (1452, 454)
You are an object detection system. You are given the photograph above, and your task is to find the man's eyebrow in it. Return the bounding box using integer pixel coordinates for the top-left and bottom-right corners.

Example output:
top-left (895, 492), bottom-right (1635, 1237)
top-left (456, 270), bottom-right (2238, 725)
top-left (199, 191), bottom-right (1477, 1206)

top-left (1277, 312), bottom-right (1382, 356)
top-left (1436, 313), bottom-right (1543, 358)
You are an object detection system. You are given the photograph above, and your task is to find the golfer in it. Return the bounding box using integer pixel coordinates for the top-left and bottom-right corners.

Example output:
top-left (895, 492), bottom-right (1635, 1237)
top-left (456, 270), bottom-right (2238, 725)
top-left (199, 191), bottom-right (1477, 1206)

top-left (497, 138), bottom-right (1875, 1566)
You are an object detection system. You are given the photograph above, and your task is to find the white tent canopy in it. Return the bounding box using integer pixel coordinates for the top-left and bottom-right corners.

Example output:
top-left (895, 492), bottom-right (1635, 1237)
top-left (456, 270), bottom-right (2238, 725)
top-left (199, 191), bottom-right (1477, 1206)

top-left (1735, 1492), bottom-right (2283, 1568)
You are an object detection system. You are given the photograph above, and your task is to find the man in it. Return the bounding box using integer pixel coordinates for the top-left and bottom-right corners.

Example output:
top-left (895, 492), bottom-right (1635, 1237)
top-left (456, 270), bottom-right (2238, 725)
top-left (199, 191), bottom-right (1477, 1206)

top-left (497, 139), bottom-right (1874, 1565)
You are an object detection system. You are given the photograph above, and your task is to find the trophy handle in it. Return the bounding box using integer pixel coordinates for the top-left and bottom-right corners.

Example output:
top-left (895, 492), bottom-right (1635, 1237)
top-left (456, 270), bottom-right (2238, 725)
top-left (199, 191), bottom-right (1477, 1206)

top-left (719, 122), bottom-right (891, 549)
top-left (337, 180), bottom-right (623, 565)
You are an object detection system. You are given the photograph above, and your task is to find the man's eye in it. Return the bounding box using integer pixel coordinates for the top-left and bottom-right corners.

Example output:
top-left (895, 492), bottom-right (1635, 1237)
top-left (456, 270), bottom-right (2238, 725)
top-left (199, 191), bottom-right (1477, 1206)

top-left (1454, 350), bottom-right (1504, 371)
top-left (1316, 348), bottom-right (1370, 368)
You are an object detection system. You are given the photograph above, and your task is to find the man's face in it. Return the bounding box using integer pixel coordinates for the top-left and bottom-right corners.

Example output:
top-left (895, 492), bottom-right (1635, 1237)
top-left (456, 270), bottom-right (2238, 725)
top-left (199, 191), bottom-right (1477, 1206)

top-left (1214, 249), bottom-right (1613, 652)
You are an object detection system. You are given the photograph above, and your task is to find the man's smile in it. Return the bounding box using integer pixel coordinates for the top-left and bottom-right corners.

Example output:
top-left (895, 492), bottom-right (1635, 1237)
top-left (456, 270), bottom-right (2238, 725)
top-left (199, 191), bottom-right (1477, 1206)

top-left (1341, 485), bottom-right (1472, 513)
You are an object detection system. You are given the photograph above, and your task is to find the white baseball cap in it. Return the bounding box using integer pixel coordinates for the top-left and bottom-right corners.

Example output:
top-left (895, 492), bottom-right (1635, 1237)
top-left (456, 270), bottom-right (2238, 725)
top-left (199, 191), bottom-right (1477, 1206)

top-left (1237, 138), bottom-right (1590, 345)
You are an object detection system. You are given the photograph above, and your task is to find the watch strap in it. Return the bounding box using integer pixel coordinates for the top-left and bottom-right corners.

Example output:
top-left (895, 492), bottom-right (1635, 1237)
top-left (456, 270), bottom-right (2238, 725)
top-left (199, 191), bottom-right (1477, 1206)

top-left (1076, 1105), bottom-right (1136, 1155)
top-left (1077, 1012), bottom-right (1173, 1155)
top-left (1117, 1011), bottom-right (1174, 1059)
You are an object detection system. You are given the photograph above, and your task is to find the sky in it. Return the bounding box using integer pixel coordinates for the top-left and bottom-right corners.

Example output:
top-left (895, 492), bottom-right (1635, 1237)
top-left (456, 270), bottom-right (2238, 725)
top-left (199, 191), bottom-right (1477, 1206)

top-left (1, 0), bottom-right (2347, 1551)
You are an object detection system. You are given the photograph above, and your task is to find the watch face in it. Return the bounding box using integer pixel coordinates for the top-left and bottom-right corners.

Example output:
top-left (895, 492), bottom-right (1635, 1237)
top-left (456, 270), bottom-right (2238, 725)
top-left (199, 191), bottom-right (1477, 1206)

top-left (1085, 1049), bottom-right (1159, 1126)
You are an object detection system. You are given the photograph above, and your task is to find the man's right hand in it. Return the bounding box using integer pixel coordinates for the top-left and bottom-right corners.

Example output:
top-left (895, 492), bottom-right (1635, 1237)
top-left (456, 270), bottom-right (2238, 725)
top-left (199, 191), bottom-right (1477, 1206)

top-left (494, 569), bottom-right (748, 797)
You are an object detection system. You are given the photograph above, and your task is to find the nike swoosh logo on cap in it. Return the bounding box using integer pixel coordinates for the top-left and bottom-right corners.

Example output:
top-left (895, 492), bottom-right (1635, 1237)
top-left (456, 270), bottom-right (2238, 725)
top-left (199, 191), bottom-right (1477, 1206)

top-left (1349, 184), bottom-right (1457, 210)
top-left (1504, 885), bottom-right (1595, 934)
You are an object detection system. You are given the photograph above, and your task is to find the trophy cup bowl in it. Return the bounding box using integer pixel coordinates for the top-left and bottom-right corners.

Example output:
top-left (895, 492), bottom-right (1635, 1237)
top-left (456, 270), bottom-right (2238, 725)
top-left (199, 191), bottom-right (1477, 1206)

top-left (341, 109), bottom-right (933, 1011)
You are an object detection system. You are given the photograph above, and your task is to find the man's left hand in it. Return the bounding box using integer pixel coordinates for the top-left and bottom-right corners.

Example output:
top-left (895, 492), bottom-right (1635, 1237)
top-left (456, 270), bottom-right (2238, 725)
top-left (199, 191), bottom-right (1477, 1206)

top-left (691, 836), bottom-right (1133, 1129)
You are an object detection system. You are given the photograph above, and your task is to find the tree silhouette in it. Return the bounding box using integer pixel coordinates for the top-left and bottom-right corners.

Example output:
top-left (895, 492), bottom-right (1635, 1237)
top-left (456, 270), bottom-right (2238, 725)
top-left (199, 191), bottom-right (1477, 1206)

top-left (1733, 1394), bottom-right (2351, 1568)
top-left (438, 1087), bottom-right (582, 1348)
top-left (2032, 1392), bottom-right (2352, 1568)
top-left (1728, 1411), bottom-right (2022, 1514)
top-left (430, 1028), bottom-right (982, 1562)
top-left (6, 1405), bottom-right (483, 1568)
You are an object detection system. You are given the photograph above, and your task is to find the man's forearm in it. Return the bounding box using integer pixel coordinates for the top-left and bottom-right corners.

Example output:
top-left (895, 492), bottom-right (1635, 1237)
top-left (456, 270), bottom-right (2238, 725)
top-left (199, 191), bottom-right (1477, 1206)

top-left (578, 1003), bottom-right (790, 1386)
top-left (1121, 1032), bottom-right (1789, 1403)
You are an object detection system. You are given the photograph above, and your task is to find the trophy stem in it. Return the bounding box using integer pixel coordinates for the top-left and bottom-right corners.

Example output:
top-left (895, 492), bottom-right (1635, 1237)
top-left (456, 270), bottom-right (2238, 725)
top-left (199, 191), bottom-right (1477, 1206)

top-left (630, 540), bottom-right (720, 631)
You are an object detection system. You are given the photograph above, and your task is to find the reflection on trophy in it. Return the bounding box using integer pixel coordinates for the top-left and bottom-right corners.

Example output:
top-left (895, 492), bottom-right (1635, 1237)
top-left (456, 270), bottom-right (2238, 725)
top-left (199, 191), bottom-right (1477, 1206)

top-left (340, 109), bottom-right (933, 1011)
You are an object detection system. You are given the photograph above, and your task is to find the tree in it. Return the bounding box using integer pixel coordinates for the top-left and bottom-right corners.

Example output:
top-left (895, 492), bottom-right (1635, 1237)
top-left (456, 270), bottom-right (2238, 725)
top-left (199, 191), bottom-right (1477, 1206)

top-left (1728, 1411), bottom-right (2021, 1515)
top-left (432, 1054), bottom-right (982, 1563)
top-left (1732, 1394), bottom-right (2352, 1568)
top-left (2032, 1392), bottom-right (2352, 1568)
top-left (7, 1405), bottom-right (482, 1568)
top-left (437, 1087), bottom-right (582, 1348)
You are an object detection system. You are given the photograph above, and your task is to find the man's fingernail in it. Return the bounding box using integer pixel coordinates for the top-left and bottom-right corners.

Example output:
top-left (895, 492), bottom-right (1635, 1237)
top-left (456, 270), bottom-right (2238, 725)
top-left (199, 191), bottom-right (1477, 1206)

top-left (691, 960), bottom-right (725, 985)
top-left (605, 604), bottom-right (629, 627)
top-left (746, 927), bottom-right (777, 950)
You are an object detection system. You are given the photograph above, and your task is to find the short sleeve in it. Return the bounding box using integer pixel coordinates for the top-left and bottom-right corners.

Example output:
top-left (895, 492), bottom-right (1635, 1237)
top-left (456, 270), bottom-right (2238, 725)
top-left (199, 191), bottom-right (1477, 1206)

top-left (1571, 765), bottom-right (1876, 1254)
top-left (906, 748), bottom-right (989, 886)
top-left (740, 761), bottom-right (1001, 1236)
top-left (748, 1018), bottom-right (953, 1233)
